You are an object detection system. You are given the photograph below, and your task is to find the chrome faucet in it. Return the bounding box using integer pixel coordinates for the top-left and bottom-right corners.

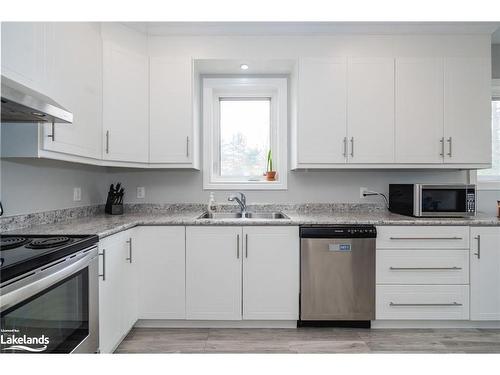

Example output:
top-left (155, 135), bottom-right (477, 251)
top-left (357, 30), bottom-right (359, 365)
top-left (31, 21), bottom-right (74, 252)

top-left (228, 192), bottom-right (247, 216)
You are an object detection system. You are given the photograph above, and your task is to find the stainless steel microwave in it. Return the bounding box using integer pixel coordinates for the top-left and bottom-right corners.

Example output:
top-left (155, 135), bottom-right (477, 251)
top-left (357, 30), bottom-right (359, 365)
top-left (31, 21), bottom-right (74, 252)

top-left (389, 184), bottom-right (476, 217)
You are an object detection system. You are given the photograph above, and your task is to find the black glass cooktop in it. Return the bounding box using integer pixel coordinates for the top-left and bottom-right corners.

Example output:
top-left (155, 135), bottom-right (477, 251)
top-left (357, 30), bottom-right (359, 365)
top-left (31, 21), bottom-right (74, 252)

top-left (0, 234), bottom-right (98, 283)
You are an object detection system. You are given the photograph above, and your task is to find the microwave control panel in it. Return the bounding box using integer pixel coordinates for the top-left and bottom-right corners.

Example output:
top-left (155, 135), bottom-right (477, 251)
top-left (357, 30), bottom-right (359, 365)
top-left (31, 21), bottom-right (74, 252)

top-left (467, 193), bottom-right (476, 213)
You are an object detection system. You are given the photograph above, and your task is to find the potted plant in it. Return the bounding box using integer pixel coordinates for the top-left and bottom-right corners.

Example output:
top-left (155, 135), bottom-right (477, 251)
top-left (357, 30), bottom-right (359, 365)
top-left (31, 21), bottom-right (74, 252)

top-left (265, 149), bottom-right (276, 181)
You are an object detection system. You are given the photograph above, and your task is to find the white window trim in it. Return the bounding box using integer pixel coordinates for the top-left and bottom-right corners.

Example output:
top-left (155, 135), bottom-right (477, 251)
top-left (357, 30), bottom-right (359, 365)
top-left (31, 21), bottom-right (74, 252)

top-left (202, 77), bottom-right (288, 190)
top-left (476, 79), bottom-right (500, 190)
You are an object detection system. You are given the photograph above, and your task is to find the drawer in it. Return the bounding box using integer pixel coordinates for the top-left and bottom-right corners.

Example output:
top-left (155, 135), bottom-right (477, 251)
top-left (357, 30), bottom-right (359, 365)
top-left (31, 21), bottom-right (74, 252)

top-left (376, 285), bottom-right (469, 320)
top-left (376, 249), bottom-right (469, 284)
top-left (376, 226), bottom-right (469, 249)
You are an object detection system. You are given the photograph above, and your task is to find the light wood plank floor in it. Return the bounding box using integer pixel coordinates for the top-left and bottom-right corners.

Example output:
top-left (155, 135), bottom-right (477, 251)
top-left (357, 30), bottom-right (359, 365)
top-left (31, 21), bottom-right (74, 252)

top-left (115, 328), bottom-right (500, 353)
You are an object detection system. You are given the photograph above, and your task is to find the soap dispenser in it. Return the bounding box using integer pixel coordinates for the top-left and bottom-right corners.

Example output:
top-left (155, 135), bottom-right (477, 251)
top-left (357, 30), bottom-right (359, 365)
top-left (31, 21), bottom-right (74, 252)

top-left (208, 192), bottom-right (217, 213)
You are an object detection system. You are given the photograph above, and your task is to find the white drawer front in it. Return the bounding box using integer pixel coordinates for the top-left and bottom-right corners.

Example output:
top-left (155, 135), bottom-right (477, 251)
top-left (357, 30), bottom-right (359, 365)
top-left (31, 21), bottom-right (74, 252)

top-left (376, 250), bottom-right (469, 285)
top-left (376, 226), bottom-right (469, 249)
top-left (376, 285), bottom-right (469, 320)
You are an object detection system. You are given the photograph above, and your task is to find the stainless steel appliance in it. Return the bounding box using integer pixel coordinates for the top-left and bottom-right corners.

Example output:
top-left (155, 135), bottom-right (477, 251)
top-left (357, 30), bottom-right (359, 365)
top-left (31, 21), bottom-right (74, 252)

top-left (1, 76), bottom-right (73, 123)
top-left (1, 235), bottom-right (99, 353)
top-left (300, 226), bottom-right (376, 326)
top-left (389, 184), bottom-right (476, 217)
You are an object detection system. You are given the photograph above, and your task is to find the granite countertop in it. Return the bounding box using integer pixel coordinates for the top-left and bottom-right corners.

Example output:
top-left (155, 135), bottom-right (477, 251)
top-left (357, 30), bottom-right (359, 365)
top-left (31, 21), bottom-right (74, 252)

top-left (3, 205), bottom-right (500, 239)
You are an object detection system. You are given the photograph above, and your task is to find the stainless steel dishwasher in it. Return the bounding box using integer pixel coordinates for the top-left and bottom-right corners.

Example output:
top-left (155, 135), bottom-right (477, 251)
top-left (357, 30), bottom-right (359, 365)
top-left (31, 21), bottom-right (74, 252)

top-left (300, 226), bottom-right (376, 327)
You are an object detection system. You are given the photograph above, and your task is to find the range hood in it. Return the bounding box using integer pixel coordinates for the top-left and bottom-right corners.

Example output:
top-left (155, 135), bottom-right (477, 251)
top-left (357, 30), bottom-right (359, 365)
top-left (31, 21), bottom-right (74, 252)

top-left (1, 76), bottom-right (73, 123)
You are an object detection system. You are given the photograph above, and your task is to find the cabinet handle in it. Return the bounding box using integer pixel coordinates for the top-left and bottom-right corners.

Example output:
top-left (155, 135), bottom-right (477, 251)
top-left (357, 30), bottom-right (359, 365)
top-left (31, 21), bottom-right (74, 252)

top-left (350, 137), bottom-right (354, 158)
top-left (439, 137), bottom-right (444, 157)
top-left (389, 237), bottom-right (462, 240)
top-left (236, 234), bottom-right (240, 259)
top-left (126, 238), bottom-right (133, 263)
top-left (343, 137), bottom-right (347, 157)
top-left (186, 136), bottom-right (190, 157)
top-left (389, 266), bottom-right (462, 271)
top-left (474, 235), bottom-right (481, 259)
top-left (245, 234), bottom-right (248, 258)
top-left (47, 121), bottom-right (55, 141)
top-left (447, 137), bottom-right (452, 157)
top-left (99, 250), bottom-right (106, 281)
top-left (106, 130), bottom-right (110, 154)
top-left (390, 302), bottom-right (462, 307)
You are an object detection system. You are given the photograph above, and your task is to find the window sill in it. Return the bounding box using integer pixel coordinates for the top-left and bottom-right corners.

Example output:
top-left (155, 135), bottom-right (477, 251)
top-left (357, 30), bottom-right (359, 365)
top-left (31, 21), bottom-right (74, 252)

top-left (203, 179), bottom-right (287, 191)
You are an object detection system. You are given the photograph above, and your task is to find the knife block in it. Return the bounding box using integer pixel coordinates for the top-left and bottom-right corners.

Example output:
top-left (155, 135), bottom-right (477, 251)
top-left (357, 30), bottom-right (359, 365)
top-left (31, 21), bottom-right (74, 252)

top-left (105, 204), bottom-right (123, 215)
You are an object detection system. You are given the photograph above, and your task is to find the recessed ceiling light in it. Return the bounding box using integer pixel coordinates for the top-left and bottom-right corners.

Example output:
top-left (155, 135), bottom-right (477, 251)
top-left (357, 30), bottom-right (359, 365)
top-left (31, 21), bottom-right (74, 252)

top-left (240, 64), bottom-right (249, 70)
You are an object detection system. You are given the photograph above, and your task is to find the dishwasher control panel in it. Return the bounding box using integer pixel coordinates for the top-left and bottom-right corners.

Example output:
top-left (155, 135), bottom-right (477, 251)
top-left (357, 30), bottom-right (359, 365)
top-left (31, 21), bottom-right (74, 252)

top-left (300, 226), bottom-right (377, 239)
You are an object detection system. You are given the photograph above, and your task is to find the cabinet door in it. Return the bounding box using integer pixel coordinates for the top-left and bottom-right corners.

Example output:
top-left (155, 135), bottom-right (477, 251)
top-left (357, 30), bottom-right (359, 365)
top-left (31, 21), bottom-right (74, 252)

top-left (470, 227), bottom-right (500, 321)
top-left (135, 226), bottom-right (186, 319)
top-left (98, 233), bottom-right (126, 353)
top-left (347, 58), bottom-right (395, 163)
top-left (186, 226), bottom-right (242, 320)
top-left (42, 22), bottom-right (102, 159)
top-left (395, 58), bottom-right (444, 163)
top-left (444, 58), bottom-right (491, 164)
top-left (1, 22), bottom-right (45, 91)
top-left (150, 57), bottom-right (193, 164)
top-left (102, 41), bottom-right (149, 162)
top-left (242, 227), bottom-right (299, 320)
top-left (121, 232), bottom-right (137, 331)
top-left (297, 58), bottom-right (347, 164)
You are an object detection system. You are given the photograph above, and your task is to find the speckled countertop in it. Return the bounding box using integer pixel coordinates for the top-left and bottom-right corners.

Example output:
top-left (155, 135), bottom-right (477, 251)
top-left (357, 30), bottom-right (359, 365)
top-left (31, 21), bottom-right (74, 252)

top-left (2, 203), bottom-right (500, 239)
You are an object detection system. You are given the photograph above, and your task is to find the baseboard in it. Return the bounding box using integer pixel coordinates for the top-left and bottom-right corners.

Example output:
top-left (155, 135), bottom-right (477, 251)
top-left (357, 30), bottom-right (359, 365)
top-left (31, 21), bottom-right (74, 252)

top-left (372, 320), bottom-right (500, 329)
top-left (134, 319), bottom-right (298, 328)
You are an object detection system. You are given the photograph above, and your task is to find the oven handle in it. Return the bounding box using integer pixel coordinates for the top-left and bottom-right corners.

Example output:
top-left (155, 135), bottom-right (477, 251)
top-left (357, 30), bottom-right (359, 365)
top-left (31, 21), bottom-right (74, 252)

top-left (0, 247), bottom-right (98, 312)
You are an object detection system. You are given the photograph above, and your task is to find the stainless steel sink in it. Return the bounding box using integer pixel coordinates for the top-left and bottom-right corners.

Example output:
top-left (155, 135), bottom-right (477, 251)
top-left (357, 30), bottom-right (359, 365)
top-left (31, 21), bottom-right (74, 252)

top-left (197, 211), bottom-right (289, 219)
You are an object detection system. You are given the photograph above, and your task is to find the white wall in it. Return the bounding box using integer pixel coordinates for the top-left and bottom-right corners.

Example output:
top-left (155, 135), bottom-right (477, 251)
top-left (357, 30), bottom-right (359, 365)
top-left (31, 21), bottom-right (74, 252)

top-left (0, 158), bottom-right (107, 216)
top-left (493, 44), bottom-right (500, 79)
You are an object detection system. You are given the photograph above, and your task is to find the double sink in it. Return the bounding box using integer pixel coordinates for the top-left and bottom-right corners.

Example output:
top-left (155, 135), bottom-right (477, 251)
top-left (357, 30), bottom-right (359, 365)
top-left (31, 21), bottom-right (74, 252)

top-left (197, 211), bottom-right (289, 220)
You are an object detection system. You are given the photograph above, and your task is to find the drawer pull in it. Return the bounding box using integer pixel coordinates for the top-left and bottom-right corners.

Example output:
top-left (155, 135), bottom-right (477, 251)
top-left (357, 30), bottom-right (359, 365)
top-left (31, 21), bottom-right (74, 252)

top-left (389, 237), bottom-right (462, 240)
top-left (389, 302), bottom-right (462, 307)
top-left (389, 266), bottom-right (462, 271)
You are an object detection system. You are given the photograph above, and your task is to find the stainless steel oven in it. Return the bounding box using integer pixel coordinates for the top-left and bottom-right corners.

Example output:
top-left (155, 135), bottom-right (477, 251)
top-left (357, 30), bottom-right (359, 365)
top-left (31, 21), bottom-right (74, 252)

top-left (389, 184), bottom-right (476, 217)
top-left (1, 247), bottom-right (98, 353)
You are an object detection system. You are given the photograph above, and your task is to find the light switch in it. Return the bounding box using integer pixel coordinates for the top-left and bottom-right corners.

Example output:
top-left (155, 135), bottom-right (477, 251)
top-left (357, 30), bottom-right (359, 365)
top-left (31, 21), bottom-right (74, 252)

top-left (73, 187), bottom-right (82, 201)
top-left (137, 187), bottom-right (146, 199)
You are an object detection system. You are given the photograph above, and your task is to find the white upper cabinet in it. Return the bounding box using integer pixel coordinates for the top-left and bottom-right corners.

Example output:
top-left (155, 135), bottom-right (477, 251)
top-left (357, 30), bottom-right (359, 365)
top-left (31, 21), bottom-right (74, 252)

top-left (150, 57), bottom-right (194, 164)
top-left (186, 226), bottom-right (243, 320)
top-left (395, 58), bottom-right (444, 163)
top-left (242, 227), bottom-right (299, 320)
top-left (297, 58), bottom-right (348, 164)
top-left (470, 227), bottom-right (500, 321)
top-left (347, 58), bottom-right (395, 164)
top-left (444, 57), bottom-right (491, 165)
top-left (102, 41), bottom-right (149, 163)
top-left (1, 22), bottom-right (45, 91)
top-left (41, 23), bottom-right (102, 159)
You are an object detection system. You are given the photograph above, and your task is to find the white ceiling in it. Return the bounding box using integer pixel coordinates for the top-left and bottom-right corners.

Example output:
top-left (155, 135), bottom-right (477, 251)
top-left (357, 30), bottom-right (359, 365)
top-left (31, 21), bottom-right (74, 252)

top-left (123, 22), bottom-right (500, 43)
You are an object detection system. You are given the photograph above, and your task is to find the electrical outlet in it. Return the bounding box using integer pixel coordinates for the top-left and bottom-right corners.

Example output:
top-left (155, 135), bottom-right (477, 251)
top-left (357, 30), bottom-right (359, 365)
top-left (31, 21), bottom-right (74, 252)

top-left (360, 187), bottom-right (368, 199)
top-left (137, 187), bottom-right (146, 199)
top-left (73, 187), bottom-right (82, 202)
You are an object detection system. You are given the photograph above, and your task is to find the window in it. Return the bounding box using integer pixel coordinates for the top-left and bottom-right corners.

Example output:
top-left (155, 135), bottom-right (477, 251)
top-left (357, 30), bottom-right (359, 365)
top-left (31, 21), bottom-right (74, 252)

top-left (203, 77), bottom-right (287, 190)
top-left (477, 79), bottom-right (500, 189)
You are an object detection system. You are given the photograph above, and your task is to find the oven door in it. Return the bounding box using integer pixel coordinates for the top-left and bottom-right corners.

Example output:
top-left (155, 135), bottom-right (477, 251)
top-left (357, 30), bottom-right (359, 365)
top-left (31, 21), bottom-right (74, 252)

top-left (0, 247), bottom-right (99, 354)
top-left (416, 184), bottom-right (476, 217)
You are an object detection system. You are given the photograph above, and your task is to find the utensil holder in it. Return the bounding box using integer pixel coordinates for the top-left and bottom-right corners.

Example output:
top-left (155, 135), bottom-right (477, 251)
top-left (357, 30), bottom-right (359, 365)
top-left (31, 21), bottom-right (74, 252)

top-left (105, 204), bottom-right (123, 215)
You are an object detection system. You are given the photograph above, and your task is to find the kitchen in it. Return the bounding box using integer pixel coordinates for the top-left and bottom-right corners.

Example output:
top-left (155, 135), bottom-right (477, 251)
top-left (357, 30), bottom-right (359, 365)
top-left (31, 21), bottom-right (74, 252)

top-left (1, 2), bottom-right (500, 372)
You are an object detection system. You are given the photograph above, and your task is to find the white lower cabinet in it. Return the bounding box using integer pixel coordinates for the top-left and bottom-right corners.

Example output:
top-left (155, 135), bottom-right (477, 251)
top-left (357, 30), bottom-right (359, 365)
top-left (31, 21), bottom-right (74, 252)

top-left (376, 285), bottom-right (470, 320)
top-left (185, 226), bottom-right (300, 320)
top-left (186, 226), bottom-right (243, 320)
top-left (134, 226), bottom-right (186, 319)
top-left (242, 227), bottom-right (299, 320)
top-left (98, 230), bottom-right (137, 353)
top-left (470, 227), bottom-right (500, 321)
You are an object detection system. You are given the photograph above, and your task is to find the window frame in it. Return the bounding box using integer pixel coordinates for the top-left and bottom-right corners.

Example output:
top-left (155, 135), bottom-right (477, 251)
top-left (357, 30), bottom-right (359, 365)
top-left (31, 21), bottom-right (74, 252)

top-left (477, 79), bottom-right (500, 190)
top-left (202, 77), bottom-right (288, 190)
